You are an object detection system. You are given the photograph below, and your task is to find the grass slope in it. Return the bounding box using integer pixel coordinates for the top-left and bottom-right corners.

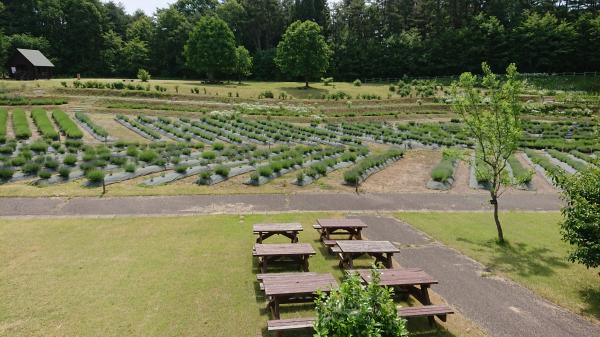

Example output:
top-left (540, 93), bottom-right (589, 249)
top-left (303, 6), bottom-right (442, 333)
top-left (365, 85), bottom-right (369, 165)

top-left (395, 212), bottom-right (600, 322)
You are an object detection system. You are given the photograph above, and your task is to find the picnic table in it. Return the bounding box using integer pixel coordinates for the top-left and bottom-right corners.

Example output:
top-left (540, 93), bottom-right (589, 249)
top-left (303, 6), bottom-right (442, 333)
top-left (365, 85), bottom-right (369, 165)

top-left (316, 218), bottom-right (368, 241)
top-left (334, 240), bottom-right (400, 269)
top-left (352, 268), bottom-right (438, 305)
top-left (253, 223), bottom-right (303, 243)
top-left (253, 243), bottom-right (316, 273)
top-left (258, 272), bottom-right (338, 319)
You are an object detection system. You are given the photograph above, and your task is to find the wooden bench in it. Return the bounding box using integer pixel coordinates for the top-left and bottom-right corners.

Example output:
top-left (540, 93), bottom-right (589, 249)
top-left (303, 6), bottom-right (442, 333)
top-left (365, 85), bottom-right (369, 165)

top-left (257, 272), bottom-right (318, 291)
top-left (266, 305), bottom-right (453, 334)
top-left (398, 304), bottom-right (454, 325)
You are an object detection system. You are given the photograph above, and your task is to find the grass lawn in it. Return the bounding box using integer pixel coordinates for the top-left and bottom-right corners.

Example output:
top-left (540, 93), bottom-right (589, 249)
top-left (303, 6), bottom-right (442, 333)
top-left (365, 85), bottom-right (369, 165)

top-left (0, 213), bottom-right (482, 337)
top-left (395, 212), bottom-right (600, 323)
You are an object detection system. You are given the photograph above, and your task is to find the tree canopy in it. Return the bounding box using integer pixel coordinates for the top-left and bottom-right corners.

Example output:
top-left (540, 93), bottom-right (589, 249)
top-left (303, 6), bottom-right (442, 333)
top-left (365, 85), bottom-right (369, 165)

top-left (184, 16), bottom-right (237, 80)
top-left (1, 0), bottom-right (600, 78)
top-left (275, 20), bottom-right (330, 87)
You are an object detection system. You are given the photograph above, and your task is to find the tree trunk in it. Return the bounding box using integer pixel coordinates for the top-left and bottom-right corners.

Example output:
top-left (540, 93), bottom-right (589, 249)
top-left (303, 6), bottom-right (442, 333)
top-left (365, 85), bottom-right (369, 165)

top-left (490, 193), bottom-right (504, 243)
top-left (305, 76), bottom-right (309, 88)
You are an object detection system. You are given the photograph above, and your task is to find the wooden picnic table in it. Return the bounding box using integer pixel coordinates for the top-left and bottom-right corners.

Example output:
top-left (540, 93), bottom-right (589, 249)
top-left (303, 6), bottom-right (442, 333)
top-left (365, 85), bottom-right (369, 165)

top-left (334, 240), bottom-right (400, 269)
top-left (253, 223), bottom-right (303, 243)
top-left (316, 218), bottom-right (368, 241)
top-left (259, 272), bottom-right (338, 319)
top-left (352, 268), bottom-right (438, 306)
top-left (253, 243), bottom-right (316, 273)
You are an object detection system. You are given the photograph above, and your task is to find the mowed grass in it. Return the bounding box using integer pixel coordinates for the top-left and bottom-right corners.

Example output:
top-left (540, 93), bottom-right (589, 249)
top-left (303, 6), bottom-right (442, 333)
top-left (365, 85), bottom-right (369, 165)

top-left (395, 212), bottom-right (600, 322)
top-left (0, 213), bottom-right (479, 337)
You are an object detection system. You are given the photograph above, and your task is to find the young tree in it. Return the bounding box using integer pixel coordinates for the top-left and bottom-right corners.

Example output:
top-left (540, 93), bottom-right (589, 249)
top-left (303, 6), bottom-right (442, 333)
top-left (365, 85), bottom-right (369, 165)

top-left (275, 20), bottom-right (330, 88)
top-left (553, 165), bottom-right (600, 274)
top-left (451, 62), bottom-right (524, 243)
top-left (234, 45), bottom-right (252, 83)
top-left (184, 16), bottom-right (237, 81)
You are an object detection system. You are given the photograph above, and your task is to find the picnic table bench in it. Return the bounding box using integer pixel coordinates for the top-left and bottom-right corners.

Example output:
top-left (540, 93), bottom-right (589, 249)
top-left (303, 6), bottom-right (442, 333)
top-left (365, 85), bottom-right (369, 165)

top-left (335, 240), bottom-right (400, 269)
top-left (259, 272), bottom-right (338, 319)
top-left (253, 223), bottom-right (303, 243)
top-left (253, 243), bottom-right (316, 273)
top-left (316, 218), bottom-right (368, 241)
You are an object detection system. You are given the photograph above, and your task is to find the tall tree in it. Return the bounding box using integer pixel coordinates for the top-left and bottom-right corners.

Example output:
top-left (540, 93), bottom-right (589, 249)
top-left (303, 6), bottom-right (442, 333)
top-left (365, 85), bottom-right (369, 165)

top-left (234, 45), bottom-right (253, 82)
top-left (451, 63), bottom-right (525, 243)
top-left (152, 8), bottom-right (191, 76)
top-left (184, 16), bottom-right (237, 81)
top-left (276, 20), bottom-right (330, 87)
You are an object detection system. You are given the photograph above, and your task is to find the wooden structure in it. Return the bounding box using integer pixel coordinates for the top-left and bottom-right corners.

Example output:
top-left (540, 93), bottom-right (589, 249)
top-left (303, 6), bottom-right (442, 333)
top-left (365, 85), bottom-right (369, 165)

top-left (253, 223), bottom-right (303, 243)
top-left (333, 240), bottom-right (400, 269)
top-left (258, 272), bottom-right (338, 319)
top-left (253, 243), bottom-right (316, 273)
top-left (315, 218), bottom-right (368, 241)
top-left (8, 49), bottom-right (54, 80)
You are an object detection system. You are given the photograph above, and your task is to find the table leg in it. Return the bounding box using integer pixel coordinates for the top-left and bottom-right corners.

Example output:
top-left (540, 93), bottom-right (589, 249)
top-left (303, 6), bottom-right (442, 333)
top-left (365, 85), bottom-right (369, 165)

top-left (421, 284), bottom-right (435, 326)
top-left (261, 257), bottom-right (268, 273)
top-left (385, 253), bottom-right (393, 269)
top-left (291, 232), bottom-right (298, 243)
top-left (356, 228), bottom-right (363, 240)
top-left (272, 296), bottom-right (280, 319)
top-left (302, 255), bottom-right (309, 272)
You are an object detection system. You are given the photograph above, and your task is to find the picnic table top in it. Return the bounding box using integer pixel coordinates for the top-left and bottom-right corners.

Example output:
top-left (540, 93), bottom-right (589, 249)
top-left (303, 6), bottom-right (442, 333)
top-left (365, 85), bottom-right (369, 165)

top-left (261, 272), bottom-right (338, 296)
top-left (317, 218), bottom-right (368, 228)
top-left (253, 243), bottom-right (316, 256)
top-left (352, 268), bottom-right (438, 286)
top-left (253, 223), bottom-right (304, 232)
top-left (336, 240), bottom-right (400, 254)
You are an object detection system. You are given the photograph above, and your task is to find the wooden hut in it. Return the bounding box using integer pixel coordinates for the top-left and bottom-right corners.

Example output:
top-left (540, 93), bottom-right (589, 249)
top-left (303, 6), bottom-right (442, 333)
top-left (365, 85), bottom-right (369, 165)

top-left (8, 49), bottom-right (55, 80)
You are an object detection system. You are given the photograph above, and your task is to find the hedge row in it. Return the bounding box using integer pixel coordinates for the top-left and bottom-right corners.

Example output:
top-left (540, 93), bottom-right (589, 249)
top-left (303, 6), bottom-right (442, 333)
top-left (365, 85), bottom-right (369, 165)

top-left (546, 149), bottom-right (587, 171)
top-left (507, 155), bottom-right (533, 184)
top-left (31, 109), bottom-right (59, 140)
top-left (343, 148), bottom-right (403, 185)
top-left (0, 109), bottom-right (6, 142)
top-left (524, 149), bottom-right (560, 174)
top-left (431, 157), bottom-right (455, 183)
top-left (75, 112), bottom-right (109, 138)
top-left (0, 96), bottom-right (67, 106)
top-left (12, 109), bottom-right (31, 139)
top-left (52, 110), bottom-right (83, 139)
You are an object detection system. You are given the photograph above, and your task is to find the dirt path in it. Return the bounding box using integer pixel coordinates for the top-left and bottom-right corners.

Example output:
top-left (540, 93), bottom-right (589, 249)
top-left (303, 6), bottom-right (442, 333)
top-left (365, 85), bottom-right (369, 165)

top-left (360, 215), bottom-right (600, 337)
top-left (361, 149), bottom-right (441, 193)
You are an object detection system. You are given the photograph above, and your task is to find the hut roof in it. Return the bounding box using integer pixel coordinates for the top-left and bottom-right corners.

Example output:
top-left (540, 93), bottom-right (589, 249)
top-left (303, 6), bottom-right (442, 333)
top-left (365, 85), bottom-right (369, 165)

top-left (16, 49), bottom-right (55, 67)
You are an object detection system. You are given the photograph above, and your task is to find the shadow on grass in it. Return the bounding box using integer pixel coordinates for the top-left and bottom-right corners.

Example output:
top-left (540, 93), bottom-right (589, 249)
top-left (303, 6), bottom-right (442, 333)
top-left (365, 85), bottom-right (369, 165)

top-left (578, 285), bottom-right (600, 320)
top-left (456, 237), bottom-right (568, 277)
top-left (278, 86), bottom-right (328, 99)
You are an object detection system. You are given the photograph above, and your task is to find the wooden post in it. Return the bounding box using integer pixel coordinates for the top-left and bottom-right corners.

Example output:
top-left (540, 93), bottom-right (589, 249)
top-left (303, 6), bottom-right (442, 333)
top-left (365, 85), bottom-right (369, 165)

top-left (102, 179), bottom-right (106, 195)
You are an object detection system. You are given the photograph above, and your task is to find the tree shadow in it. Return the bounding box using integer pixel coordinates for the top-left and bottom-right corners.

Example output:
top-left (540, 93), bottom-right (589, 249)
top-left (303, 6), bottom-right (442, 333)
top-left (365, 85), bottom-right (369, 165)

top-left (578, 285), bottom-right (600, 320)
top-left (277, 86), bottom-right (328, 99)
top-left (455, 237), bottom-right (568, 277)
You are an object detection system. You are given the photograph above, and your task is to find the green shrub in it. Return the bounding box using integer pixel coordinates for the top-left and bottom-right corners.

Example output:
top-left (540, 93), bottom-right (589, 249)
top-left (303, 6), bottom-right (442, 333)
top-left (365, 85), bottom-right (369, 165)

top-left (30, 140), bottom-right (49, 153)
top-left (202, 150), bottom-right (216, 160)
top-left (11, 156), bottom-right (26, 167)
top-left (31, 109), bottom-right (59, 140)
top-left (125, 163), bottom-right (136, 173)
top-left (38, 170), bottom-right (52, 179)
top-left (138, 150), bottom-right (158, 162)
top-left (58, 166), bottom-right (71, 179)
top-left (508, 155), bottom-right (533, 184)
top-left (175, 165), bottom-right (188, 174)
top-left (296, 171), bottom-right (305, 182)
top-left (215, 165), bottom-right (230, 177)
top-left (22, 162), bottom-right (41, 175)
top-left (258, 166), bottom-right (273, 177)
top-left (44, 159), bottom-right (59, 170)
top-left (63, 154), bottom-right (78, 166)
top-left (86, 169), bottom-right (105, 184)
top-left (314, 270), bottom-right (408, 337)
top-left (431, 158), bottom-right (454, 182)
top-left (353, 79), bottom-right (362, 86)
top-left (52, 110), bottom-right (83, 139)
top-left (75, 112), bottom-right (109, 138)
top-left (12, 109), bottom-right (32, 139)
top-left (212, 142), bottom-right (225, 151)
top-left (0, 109), bottom-right (7, 142)
top-left (321, 77), bottom-right (334, 86)
top-left (200, 170), bottom-right (212, 180)
top-left (0, 166), bottom-right (14, 180)
top-left (343, 170), bottom-right (359, 185)
top-left (137, 69), bottom-right (151, 82)
top-left (547, 149), bottom-right (587, 171)
top-left (258, 90), bottom-right (274, 99)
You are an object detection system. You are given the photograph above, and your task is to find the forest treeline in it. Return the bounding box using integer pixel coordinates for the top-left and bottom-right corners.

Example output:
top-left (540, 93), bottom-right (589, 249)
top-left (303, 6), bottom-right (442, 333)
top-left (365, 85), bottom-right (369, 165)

top-left (0, 0), bottom-right (599, 80)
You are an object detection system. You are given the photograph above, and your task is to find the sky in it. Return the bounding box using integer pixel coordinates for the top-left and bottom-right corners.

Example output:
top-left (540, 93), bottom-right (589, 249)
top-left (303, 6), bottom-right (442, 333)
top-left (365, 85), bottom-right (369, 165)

top-left (110, 0), bottom-right (339, 15)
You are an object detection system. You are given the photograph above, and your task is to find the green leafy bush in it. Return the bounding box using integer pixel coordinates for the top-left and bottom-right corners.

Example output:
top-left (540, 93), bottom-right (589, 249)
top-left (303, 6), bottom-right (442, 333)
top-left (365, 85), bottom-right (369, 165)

top-left (0, 166), bottom-right (14, 180)
top-left (258, 166), bottom-right (273, 177)
top-left (38, 170), bottom-right (52, 179)
top-left (58, 166), bottom-right (71, 179)
top-left (137, 69), bottom-right (151, 82)
top-left (138, 150), bottom-right (158, 162)
top-left (212, 142), bottom-right (225, 151)
top-left (431, 158), bottom-right (455, 182)
top-left (125, 163), bottom-right (136, 173)
top-left (63, 154), bottom-right (78, 166)
top-left (215, 165), bottom-right (230, 177)
top-left (202, 150), bottom-right (216, 160)
top-left (314, 270), bottom-right (408, 337)
top-left (175, 165), bottom-right (188, 174)
top-left (86, 169), bottom-right (105, 184)
top-left (258, 90), bottom-right (274, 99)
top-left (353, 79), bottom-right (362, 86)
top-left (22, 162), bottom-right (41, 175)
top-left (75, 112), bottom-right (109, 138)
top-left (30, 140), bottom-right (49, 153)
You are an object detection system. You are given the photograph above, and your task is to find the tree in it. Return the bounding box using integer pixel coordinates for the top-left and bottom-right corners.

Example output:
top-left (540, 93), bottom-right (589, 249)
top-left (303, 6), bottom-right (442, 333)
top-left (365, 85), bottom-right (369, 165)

top-left (0, 31), bottom-right (8, 76)
top-left (153, 7), bottom-right (192, 76)
top-left (121, 38), bottom-right (150, 76)
top-left (275, 20), bottom-right (330, 88)
top-left (100, 30), bottom-right (124, 76)
top-left (553, 165), bottom-right (600, 273)
top-left (314, 270), bottom-right (408, 337)
top-left (126, 16), bottom-right (155, 44)
top-left (234, 45), bottom-right (253, 82)
top-left (451, 63), bottom-right (524, 243)
top-left (184, 16), bottom-right (237, 81)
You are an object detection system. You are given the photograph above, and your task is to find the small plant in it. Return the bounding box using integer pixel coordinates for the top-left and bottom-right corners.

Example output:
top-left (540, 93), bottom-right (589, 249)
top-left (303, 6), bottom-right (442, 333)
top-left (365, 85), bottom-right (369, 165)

top-left (202, 150), bottom-right (216, 160)
top-left (258, 90), bottom-right (274, 99)
top-left (212, 142), bottom-right (225, 151)
top-left (124, 163), bottom-right (136, 173)
top-left (22, 162), bottom-right (41, 175)
top-left (321, 77), bottom-right (334, 86)
top-left (215, 165), bottom-right (230, 177)
top-left (137, 69), bottom-right (151, 82)
top-left (38, 170), bottom-right (52, 179)
top-left (0, 167), bottom-right (14, 180)
top-left (258, 166), bottom-right (273, 177)
top-left (58, 166), bottom-right (71, 179)
top-left (175, 165), bottom-right (188, 174)
top-left (86, 169), bottom-right (105, 184)
top-left (353, 79), bottom-right (362, 86)
top-left (63, 154), bottom-right (78, 166)
top-left (138, 150), bottom-right (158, 163)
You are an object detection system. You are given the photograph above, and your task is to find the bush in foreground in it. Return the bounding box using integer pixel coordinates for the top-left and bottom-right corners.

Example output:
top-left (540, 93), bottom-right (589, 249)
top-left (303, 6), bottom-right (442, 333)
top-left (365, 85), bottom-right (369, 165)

top-left (314, 269), bottom-right (408, 337)
top-left (86, 169), bottom-right (105, 184)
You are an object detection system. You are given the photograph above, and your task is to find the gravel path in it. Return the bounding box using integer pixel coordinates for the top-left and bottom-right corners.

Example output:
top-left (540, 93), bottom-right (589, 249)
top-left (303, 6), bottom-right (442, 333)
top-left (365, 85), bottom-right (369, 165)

top-left (0, 192), bottom-right (561, 217)
top-left (357, 215), bottom-right (600, 337)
